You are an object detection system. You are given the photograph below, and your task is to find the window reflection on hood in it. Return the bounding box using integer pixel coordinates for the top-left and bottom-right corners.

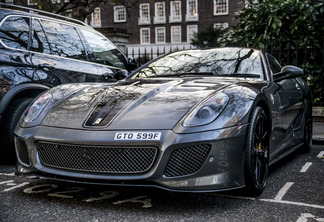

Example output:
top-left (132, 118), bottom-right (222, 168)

top-left (133, 48), bottom-right (263, 79)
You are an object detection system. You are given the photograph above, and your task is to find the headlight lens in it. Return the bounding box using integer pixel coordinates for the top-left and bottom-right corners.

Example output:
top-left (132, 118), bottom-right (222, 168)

top-left (183, 93), bottom-right (229, 127)
top-left (23, 92), bottom-right (52, 122)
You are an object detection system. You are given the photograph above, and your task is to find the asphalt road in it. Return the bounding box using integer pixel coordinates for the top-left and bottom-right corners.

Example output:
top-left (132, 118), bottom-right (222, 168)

top-left (1, 144), bottom-right (323, 222)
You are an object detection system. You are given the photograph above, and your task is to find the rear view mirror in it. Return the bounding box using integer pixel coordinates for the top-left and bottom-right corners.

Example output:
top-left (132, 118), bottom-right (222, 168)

top-left (273, 65), bottom-right (303, 82)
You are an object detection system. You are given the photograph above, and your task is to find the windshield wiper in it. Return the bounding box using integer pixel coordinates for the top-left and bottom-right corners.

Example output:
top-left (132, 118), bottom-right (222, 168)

top-left (148, 72), bottom-right (216, 78)
top-left (217, 73), bottom-right (261, 78)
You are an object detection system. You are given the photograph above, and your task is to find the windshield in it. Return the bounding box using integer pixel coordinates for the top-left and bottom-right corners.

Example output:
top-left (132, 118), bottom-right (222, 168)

top-left (132, 48), bottom-right (263, 79)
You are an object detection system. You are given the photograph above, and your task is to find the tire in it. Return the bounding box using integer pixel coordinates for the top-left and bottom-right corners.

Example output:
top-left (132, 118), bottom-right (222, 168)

top-left (1, 97), bottom-right (33, 163)
top-left (300, 103), bottom-right (312, 153)
top-left (244, 106), bottom-right (270, 196)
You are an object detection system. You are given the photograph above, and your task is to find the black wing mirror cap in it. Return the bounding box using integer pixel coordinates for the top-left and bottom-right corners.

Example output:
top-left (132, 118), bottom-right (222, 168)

top-left (127, 57), bottom-right (138, 71)
top-left (273, 65), bottom-right (304, 82)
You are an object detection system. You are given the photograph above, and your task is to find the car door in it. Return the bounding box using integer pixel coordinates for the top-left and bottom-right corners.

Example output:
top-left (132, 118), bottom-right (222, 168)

top-left (267, 54), bottom-right (303, 157)
top-left (29, 18), bottom-right (114, 86)
top-left (0, 16), bottom-right (47, 87)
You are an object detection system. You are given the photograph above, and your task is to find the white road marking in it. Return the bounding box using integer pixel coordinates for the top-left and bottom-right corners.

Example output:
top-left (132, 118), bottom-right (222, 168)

top-left (0, 173), bottom-right (15, 177)
top-left (317, 151), bottom-right (324, 158)
top-left (2, 182), bottom-right (30, 192)
top-left (274, 182), bottom-right (294, 201)
top-left (296, 213), bottom-right (324, 222)
top-left (261, 199), bottom-right (324, 210)
top-left (300, 162), bottom-right (312, 173)
top-left (113, 196), bottom-right (152, 208)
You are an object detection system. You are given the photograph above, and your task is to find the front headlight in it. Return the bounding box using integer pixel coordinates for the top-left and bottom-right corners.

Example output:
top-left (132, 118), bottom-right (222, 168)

top-left (183, 93), bottom-right (229, 127)
top-left (23, 92), bottom-right (52, 122)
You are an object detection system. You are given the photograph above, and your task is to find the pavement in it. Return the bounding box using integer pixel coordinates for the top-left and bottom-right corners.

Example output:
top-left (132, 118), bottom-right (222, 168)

top-left (313, 107), bottom-right (324, 142)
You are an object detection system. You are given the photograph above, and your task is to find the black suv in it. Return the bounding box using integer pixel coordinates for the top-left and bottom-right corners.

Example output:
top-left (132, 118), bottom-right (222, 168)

top-left (0, 4), bottom-right (136, 162)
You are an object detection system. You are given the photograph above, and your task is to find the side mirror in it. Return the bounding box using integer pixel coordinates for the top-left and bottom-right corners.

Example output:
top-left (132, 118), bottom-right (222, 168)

top-left (127, 57), bottom-right (137, 71)
top-left (273, 65), bottom-right (303, 82)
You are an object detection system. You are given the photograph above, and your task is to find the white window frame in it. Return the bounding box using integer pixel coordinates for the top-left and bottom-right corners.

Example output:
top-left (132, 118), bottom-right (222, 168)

top-left (170, 1), bottom-right (182, 23)
top-left (155, 27), bottom-right (166, 44)
top-left (139, 3), bottom-right (150, 25)
top-left (171, 26), bottom-right (181, 43)
top-left (214, 0), bottom-right (229, 16)
top-left (27, 0), bottom-right (38, 5)
top-left (214, 23), bottom-right (228, 29)
top-left (154, 2), bottom-right (166, 24)
top-left (186, 0), bottom-right (198, 21)
top-left (140, 28), bottom-right (150, 44)
top-left (91, 7), bottom-right (101, 27)
top-left (187, 25), bottom-right (197, 43)
top-left (114, 6), bottom-right (126, 23)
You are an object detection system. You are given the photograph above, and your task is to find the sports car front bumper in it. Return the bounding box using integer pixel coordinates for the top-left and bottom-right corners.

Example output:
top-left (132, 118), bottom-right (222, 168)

top-left (15, 124), bottom-right (248, 192)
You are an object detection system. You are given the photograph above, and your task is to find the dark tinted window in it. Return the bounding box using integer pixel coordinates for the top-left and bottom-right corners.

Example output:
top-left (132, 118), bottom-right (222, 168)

top-left (80, 29), bottom-right (127, 69)
top-left (133, 48), bottom-right (263, 79)
top-left (267, 54), bottom-right (282, 74)
top-left (31, 19), bottom-right (51, 54)
top-left (0, 16), bottom-right (30, 50)
top-left (40, 19), bottom-right (86, 60)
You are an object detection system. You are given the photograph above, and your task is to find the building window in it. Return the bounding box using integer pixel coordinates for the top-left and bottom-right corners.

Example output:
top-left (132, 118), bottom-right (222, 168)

top-left (139, 3), bottom-right (150, 25)
top-left (186, 0), bottom-right (198, 21)
top-left (52, 0), bottom-right (61, 3)
top-left (91, 7), bottom-right (101, 27)
top-left (171, 26), bottom-right (181, 43)
top-left (214, 23), bottom-right (228, 29)
top-left (154, 2), bottom-right (166, 24)
top-left (27, 0), bottom-right (37, 5)
top-left (140, 28), bottom-right (150, 44)
top-left (114, 6), bottom-right (126, 23)
top-left (187, 25), bottom-right (197, 42)
top-left (170, 1), bottom-right (181, 23)
top-left (5, 0), bottom-right (13, 4)
top-left (155, 27), bottom-right (165, 43)
top-left (214, 0), bottom-right (228, 15)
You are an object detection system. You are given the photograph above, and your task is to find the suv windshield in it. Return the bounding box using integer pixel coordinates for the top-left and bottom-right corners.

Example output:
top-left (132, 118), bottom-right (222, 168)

top-left (132, 48), bottom-right (263, 79)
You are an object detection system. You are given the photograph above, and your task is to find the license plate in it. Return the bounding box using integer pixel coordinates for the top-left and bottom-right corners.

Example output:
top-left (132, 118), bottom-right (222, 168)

top-left (114, 132), bottom-right (161, 141)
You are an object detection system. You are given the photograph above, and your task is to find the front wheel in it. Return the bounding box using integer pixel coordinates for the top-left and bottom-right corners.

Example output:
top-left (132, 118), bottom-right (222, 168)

top-left (244, 106), bottom-right (270, 196)
top-left (300, 103), bottom-right (312, 153)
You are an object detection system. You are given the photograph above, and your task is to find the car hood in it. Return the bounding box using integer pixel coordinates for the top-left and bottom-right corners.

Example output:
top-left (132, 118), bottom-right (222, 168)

top-left (41, 77), bottom-right (243, 130)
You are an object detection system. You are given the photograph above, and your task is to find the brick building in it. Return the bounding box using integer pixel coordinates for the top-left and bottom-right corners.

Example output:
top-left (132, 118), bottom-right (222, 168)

top-left (88, 0), bottom-right (247, 57)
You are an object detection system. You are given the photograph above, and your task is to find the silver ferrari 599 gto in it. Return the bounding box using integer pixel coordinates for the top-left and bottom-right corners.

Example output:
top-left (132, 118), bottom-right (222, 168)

top-left (15, 47), bottom-right (312, 196)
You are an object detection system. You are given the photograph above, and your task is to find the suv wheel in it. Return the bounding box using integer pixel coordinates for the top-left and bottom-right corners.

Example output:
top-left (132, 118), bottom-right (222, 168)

top-left (2, 97), bottom-right (33, 162)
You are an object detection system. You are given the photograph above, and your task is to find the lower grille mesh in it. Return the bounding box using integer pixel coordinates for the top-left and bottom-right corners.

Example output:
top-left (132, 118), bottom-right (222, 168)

top-left (164, 144), bottom-right (211, 177)
top-left (37, 142), bottom-right (157, 174)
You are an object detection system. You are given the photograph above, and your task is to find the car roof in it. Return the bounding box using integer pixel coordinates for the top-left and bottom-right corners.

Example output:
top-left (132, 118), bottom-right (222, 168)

top-left (0, 3), bottom-right (88, 27)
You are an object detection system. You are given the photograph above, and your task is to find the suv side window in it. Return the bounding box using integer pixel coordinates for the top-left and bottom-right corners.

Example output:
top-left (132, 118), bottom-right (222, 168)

top-left (39, 19), bottom-right (87, 60)
top-left (80, 28), bottom-right (127, 69)
top-left (267, 53), bottom-right (282, 74)
top-left (0, 16), bottom-right (30, 50)
top-left (31, 18), bottom-right (51, 54)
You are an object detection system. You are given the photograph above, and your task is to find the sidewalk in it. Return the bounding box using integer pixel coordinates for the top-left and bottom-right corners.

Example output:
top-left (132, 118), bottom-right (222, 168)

top-left (313, 107), bottom-right (324, 142)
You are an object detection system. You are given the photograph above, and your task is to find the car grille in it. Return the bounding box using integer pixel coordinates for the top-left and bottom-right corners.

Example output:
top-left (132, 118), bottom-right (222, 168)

top-left (15, 137), bottom-right (30, 166)
top-left (164, 144), bottom-right (211, 178)
top-left (36, 142), bottom-right (157, 174)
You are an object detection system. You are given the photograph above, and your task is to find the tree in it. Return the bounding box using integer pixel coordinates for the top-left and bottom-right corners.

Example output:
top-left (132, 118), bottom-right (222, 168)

top-left (223, 0), bottom-right (324, 106)
top-left (191, 25), bottom-right (226, 48)
top-left (223, 0), bottom-right (324, 50)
